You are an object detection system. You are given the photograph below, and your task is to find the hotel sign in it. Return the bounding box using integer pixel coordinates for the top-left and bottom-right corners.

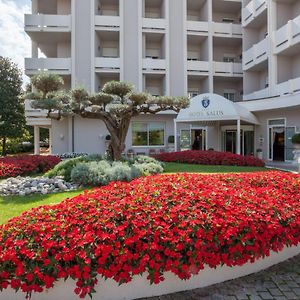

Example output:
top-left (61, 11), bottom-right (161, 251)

top-left (189, 96), bottom-right (224, 118)
top-left (189, 110), bottom-right (224, 117)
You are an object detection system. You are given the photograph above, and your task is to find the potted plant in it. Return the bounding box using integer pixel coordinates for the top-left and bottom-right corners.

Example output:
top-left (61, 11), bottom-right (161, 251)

top-left (256, 148), bottom-right (263, 160)
top-left (292, 133), bottom-right (300, 149)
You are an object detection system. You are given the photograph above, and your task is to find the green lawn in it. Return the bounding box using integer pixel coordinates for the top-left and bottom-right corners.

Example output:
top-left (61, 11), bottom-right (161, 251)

top-left (163, 162), bottom-right (268, 174)
top-left (0, 190), bottom-right (85, 225)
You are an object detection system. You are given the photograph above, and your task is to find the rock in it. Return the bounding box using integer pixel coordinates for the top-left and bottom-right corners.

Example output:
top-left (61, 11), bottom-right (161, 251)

top-left (31, 180), bottom-right (38, 187)
top-left (0, 176), bottom-right (78, 197)
top-left (41, 189), bottom-right (48, 195)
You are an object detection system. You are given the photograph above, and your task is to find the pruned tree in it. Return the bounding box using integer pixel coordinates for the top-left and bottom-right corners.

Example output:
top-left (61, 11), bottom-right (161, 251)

top-left (0, 57), bottom-right (25, 156)
top-left (29, 74), bottom-right (189, 160)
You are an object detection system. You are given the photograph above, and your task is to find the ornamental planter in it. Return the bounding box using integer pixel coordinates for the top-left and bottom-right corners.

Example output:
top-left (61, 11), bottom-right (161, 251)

top-left (1, 244), bottom-right (300, 300)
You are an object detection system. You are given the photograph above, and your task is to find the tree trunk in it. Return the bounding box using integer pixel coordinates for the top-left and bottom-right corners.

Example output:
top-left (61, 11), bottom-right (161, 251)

top-left (2, 137), bottom-right (6, 156)
top-left (104, 117), bottom-right (131, 161)
top-left (111, 143), bottom-right (124, 161)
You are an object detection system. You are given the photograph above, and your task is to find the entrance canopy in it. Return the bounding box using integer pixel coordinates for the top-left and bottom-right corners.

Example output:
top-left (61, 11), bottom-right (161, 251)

top-left (176, 93), bottom-right (260, 125)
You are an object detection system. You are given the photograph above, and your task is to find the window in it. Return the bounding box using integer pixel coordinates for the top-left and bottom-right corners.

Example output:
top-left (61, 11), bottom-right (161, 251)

top-left (224, 92), bottom-right (235, 101)
top-left (132, 122), bottom-right (165, 146)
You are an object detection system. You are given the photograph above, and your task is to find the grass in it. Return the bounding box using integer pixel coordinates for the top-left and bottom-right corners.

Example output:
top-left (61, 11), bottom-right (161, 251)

top-left (0, 190), bottom-right (85, 225)
top-left (163, 162), bottom-right (268, 174)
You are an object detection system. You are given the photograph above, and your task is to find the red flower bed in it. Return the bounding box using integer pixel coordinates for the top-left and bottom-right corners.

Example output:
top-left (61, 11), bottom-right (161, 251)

top-left (1, 172), bottom-right (300, 298)
top-left (0, 155), bottom-right (61, 178)
top-left (155, 150), bottom-right (265, 167)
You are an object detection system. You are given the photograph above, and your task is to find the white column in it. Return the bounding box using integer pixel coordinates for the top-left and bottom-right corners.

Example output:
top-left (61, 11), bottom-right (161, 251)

top-left (236, 119), bottom-right (241, 155)
top-left (32, 41), bottom-right (38, 58)
top-left (174, 120), bottom-right (177, 152)
top-left (49, 128), bottom-right (53, 155)
top-left (34, 126), bottom-right (40, 155)
top-left (32, 0), bottom-right (38, 14)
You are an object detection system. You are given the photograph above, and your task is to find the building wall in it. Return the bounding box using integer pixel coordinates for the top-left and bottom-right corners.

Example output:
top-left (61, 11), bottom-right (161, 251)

top-left (51, 118), bottom-right (69, 154)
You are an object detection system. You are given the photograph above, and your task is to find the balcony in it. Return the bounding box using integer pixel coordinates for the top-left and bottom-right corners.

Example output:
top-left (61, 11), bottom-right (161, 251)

top-left (94, 15), bottom-right (120, 30)
top-left (25, 58), bottom-right (71, 75)
top-left (243, 38), bottom-right (269, 70)
top-left (25, 100), bottom-right (52, 126)
top-left (143, 58), bottom-right (166, 72)
top-left (213, 22), bottom-right (242, 38)
top-left (242, 0), bottom-right (267, 27)
top-left (186, 21), bottom-right (209, 34)
top-left (25, 14), bottom-right (71, 32)
top-left (243, 87), bottom-right (269, 100)
top-left (142, 18), bottom-right (166, 31)
top-left (187, 60), bottom-right (209, 74)
top-left (214, 62), bottom-right (243, 77)
top-left (274, 16), bottom-right (300, 55)
top-left (276, 77), bottom-right (300, 96)
top-left (95, 57), bottom-right (120, 72)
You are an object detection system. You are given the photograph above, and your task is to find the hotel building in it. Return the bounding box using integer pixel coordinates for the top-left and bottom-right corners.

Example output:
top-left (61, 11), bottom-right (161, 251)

top-left (25, 0), bottom-right (300, 162)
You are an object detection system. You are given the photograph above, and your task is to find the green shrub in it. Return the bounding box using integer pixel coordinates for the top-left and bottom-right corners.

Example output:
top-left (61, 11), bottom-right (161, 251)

top-left (71, 161), bottom-right (111, 186)
top-left (45, 157), bottom-right (85, 181)
top-left (292, 133), bottom-right (300, 144)
top-left (134, 162), bottom-right (164, 176)
top-left (46, 154), bottom-right (103, 181)
top-left (108, 161), bottom-right (141, 182)
top-left (133, 155), bottom-right (161, 165)
top-left (46, 154), bottom-right (164, 186)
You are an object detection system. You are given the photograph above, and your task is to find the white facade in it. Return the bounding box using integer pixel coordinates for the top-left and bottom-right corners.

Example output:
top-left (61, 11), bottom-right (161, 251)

top-left (25, 0), bottom-right (300, 162)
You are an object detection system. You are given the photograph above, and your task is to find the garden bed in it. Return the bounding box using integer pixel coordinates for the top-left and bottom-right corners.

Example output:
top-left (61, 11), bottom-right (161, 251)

top-left (0, 171), bottom-right (299, 299)
top-left (0, 155), bottom-right (61, 179)
top-left (155, 150), bottom-right (265, 167)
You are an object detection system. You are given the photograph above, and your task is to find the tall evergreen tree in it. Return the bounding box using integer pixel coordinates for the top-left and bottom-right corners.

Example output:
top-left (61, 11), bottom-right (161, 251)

top-left (0, 57), bottom-right (24, 156)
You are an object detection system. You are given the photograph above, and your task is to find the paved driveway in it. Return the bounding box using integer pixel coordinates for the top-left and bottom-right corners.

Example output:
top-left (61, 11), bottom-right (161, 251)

top-left (140, 255), bottom-right (300, 300)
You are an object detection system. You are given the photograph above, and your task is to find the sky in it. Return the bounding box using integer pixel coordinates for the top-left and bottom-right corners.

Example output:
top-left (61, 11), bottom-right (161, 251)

top-left (0, 0), bottom-right (31, 85)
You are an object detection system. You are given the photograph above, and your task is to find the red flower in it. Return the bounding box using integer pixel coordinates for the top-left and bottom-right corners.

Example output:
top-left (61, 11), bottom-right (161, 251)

top-left (0, 171), bottom-right (299, 299)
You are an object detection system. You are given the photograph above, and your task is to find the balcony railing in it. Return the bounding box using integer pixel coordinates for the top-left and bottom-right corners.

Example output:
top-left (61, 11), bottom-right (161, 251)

top-left (187, 21), bottom-right (209, 34)
top-left (243, 87), bottom-right (269, 100)
top-left (242, 0), bottom-right (267, 27)
top-left (142, 18), bottom-right (166, 30)
top-left (25, 14), bottom-right (71, 32)
top-left (143, 58), bottom-right (166, 71)
top-left (95, 16), bottom-right (120, 29)
top-left (274, 15), bottom-right (300, 54)
top-left (25, 58), bottom-right (71, 75)
top-left (214, 62), bottom-right (243, 76)
top-left (213, 22), bottom-right (242, 37)
top-left (187, 60), bottom-right (209, 73)
top-left (25, 100), bottom-right (52, 126)
top-left (276, 77), bottom-right (300, 96)
top-left (95, 57), bottom-right (120, 71)
top-left (243, 37), bottom-right (269, 70)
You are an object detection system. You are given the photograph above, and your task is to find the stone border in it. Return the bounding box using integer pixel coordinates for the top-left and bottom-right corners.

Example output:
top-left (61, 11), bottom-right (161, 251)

top-left (1, 244), bottom-right (300, 300)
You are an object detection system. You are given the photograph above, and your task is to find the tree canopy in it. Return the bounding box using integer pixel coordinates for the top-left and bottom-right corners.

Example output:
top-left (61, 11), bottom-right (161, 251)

top-left (29, 73), bottom-right (189, 160)
top-left (0, 57), bottom-right (24, 156)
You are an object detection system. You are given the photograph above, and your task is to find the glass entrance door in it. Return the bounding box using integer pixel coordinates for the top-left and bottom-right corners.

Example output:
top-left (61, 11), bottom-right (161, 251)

top-left (191, 129), bottom-right (206, 150)
top-left (225, 131), bottom-right (237, 154)
top-left (269, 127), bottom-right (285, 161)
